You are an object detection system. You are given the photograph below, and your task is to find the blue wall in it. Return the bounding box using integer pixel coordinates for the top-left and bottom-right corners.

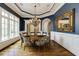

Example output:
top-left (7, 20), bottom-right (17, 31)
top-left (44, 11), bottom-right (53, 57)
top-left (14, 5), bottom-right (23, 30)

top-left (20, 18), bottom-right (30, 31)
top-left (54, 3), bottom-right (79, 34)
top-left (20, 17), bottom-right (25, 31)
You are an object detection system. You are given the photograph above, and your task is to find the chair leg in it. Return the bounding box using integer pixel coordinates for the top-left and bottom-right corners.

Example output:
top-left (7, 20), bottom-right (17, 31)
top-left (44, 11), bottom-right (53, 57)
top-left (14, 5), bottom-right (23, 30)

top-left (24, 44), bottom-right (26, 51)
top-left (53, 41), bottom-right (56, 47)
top-left (21, 43), bottom-right (22, 47)
top-left (21, 41), bottom-right (22, 47)
top-left (48, 40), bottom-right (51, 48)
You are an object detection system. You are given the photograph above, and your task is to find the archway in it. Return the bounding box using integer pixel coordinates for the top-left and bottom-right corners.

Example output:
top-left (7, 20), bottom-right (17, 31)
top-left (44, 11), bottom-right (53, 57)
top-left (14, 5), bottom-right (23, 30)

top-left (42, 18), bottom-right (53, 33)
top-left (42, 18), bottom-right (53, 40)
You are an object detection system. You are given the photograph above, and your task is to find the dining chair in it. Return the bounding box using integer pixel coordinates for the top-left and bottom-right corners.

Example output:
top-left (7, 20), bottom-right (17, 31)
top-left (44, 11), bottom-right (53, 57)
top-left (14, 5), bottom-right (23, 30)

top-left (21, 34), bottom-right (31, 50)
top-left (19, 33), bottom-right (24, 47)
top-left (35, 36), bottom-right (49, 46)
top-left (37, 32), bottom-right (41, 35)
top-left (30, 32), bottom-right (34, 35)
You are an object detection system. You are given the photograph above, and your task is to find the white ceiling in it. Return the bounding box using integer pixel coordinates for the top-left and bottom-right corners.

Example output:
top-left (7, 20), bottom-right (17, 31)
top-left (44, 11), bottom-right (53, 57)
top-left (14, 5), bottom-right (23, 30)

top-left (5, 3), bottom-right (65, 18)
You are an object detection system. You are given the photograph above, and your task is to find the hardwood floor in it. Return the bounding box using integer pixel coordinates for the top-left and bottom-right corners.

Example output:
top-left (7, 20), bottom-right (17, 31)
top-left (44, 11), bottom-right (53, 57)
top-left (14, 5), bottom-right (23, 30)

top-left (0, 40), bottom-right (74, 56)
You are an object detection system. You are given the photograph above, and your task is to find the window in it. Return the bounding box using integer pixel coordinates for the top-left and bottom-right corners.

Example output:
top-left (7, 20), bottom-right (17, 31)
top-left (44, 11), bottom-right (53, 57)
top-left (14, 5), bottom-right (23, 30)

top-left (2, 18), bottom-right (8, 40)
top-left (0, 7), bottom-right (19, 42)
top-left (10, 20), bottom-right (14, 38)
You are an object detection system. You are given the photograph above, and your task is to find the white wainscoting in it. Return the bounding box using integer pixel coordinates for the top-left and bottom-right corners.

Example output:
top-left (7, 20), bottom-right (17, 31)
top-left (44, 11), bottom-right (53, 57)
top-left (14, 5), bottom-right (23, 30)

top-left (0, 37), bottom-right (19, 50)
top-left (51, 31), bottom-right (79, 56)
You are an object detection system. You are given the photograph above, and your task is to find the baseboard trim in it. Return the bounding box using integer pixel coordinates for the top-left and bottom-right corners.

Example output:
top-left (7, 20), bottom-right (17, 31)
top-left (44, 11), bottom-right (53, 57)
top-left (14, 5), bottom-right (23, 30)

top-left (0, 40), bottom-right (19, 51)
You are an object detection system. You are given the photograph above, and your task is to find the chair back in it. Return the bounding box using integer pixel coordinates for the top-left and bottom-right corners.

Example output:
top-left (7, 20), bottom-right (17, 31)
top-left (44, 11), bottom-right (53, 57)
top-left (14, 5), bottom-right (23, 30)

top-left (19, 33), bottom-right (24, 43)
top-left (37, 32), bottom-right (41, 35)
top-left (21, 33), bottom-right (31, 46)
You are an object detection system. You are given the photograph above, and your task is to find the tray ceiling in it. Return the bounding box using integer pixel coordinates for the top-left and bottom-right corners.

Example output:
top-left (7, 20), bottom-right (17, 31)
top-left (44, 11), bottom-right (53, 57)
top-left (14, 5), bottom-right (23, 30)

top-left (5, 3), bottom-right (65, 18)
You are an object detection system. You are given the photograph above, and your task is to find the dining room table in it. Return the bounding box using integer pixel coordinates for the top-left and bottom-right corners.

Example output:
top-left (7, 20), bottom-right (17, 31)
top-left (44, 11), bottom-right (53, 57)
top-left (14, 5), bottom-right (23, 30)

top-left (24, 34), bottom-right (47, 44)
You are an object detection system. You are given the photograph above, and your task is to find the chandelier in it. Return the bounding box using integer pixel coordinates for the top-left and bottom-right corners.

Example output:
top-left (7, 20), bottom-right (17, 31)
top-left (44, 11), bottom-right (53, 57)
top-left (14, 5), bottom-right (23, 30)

top-left (32, 4), bottom-right (40, 27)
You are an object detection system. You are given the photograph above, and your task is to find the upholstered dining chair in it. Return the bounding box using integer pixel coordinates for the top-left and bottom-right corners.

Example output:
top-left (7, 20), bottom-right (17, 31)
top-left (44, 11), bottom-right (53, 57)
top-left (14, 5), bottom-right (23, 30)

top-left (19, 33), bottom-right (24, 47)
top-left (35, 36), bottom-right (49, 46)
top-left (21, 34), bottom-right (32, 50)
top-left (37, 32), bottom-right (41, 35)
